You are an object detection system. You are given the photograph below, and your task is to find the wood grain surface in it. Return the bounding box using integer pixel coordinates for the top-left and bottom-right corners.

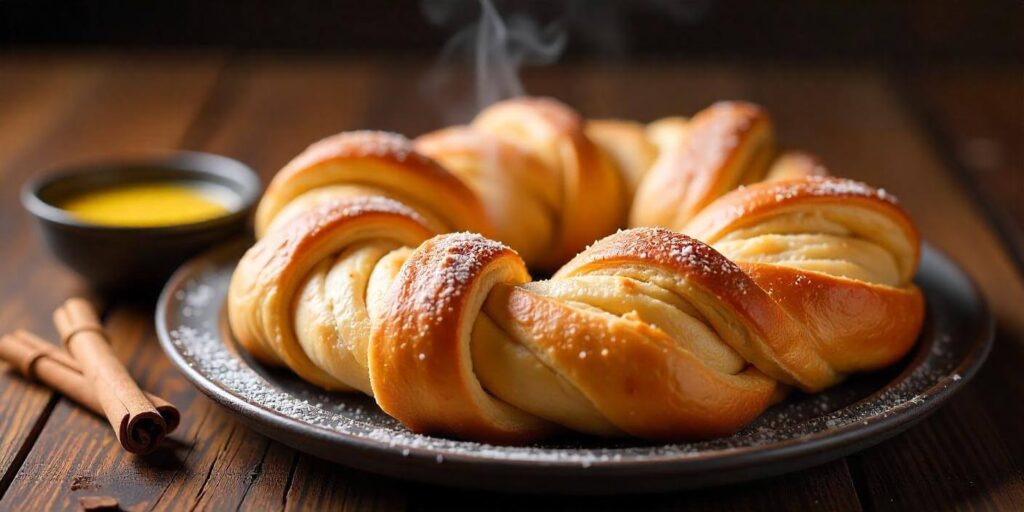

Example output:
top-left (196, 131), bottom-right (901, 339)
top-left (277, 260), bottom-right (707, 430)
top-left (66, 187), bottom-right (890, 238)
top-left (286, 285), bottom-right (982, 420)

top-left (0, 53), bottom-right (1020, 511)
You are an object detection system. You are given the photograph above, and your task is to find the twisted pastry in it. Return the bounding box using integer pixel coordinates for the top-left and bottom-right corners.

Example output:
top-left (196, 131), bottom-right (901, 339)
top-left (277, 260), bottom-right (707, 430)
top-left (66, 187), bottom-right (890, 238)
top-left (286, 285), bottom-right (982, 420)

top-left (371, 178), bottom-right (921, 442)
top-left (254, 97), bottom-right (628, 271)
top-left (416, 97), bottom-right (625, 269)
top-left (684, 177), bottom-right (923, 378)
top-left (628, 101), bottom-right (829, 231)
top-left (252, 98), bottom-right (821, 270)
top-left (228, 97), bottom-right (921, 442)
top-left (229, 172), bottom-right (922, 442)
top-left (229, 197), bottom-right (436, 391)
top-left (252, 131), bottom-right (489, 239)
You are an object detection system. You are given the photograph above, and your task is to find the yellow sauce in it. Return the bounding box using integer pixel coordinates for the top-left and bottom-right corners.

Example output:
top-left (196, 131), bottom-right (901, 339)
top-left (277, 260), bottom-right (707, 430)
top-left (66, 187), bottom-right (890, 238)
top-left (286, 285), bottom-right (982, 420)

top-left (60, 182), bottom-right (230, 227)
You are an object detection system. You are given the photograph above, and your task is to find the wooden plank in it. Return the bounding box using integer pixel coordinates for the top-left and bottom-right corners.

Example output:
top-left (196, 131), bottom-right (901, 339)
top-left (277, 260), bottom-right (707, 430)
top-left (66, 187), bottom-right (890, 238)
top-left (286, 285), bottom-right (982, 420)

top-left (0, 53), bottom-right (225, 508)
top-left (0, 54), bottom-right (111, 495)
top-left (284, 454), bottom-right (406, 512)
top-left (406, 460), bottom-right (859, 511)
top-left (901, 68), bottom-right (1024, 268)
top-left (200, 56), bottom-right (379, 182)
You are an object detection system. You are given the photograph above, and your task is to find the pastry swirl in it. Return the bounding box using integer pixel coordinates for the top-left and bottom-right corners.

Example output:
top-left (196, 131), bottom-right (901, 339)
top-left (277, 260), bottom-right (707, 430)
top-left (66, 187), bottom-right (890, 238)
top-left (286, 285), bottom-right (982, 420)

top-left (227, 98), bottom-right (923, 443)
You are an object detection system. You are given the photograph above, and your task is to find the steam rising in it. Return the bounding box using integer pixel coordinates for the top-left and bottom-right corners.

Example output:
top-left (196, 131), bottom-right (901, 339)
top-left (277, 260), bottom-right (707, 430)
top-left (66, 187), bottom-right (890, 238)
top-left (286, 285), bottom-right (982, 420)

top-left (420, 0), bottom-right (711, 123)
top-left (421, 0), bottom-right (567, 123)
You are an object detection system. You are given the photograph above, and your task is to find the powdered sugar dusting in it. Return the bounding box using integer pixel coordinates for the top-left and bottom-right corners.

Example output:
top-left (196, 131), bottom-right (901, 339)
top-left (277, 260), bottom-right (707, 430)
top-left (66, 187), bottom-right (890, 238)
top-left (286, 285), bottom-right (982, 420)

top-left (275, 130), bottom-right (448, 188)
top-left (771, 176), bottom-right (899, 205)
top-left (407, 232), bottom-right (515, 325)
top-left (309, 130), bottom-right (434, 166)
top-left (588, 227), bottom-right (749, 293)
top-left (327, 196), bottom-right (428, 228)
top-left (246, 195), bottom-right (430, 291)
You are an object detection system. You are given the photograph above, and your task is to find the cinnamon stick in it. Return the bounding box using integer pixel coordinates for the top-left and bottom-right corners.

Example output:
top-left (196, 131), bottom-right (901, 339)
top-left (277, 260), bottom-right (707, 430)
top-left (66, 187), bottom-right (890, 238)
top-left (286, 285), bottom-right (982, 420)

top-left (53, 298), bottom-right (173, 454)
top-left (0, 330), bottom-right (179, 435)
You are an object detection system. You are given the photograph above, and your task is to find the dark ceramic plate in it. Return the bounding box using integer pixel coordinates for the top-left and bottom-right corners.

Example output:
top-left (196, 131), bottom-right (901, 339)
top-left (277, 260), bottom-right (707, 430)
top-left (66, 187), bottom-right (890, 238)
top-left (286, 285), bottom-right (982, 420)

top-left (156, 240), bottom-right (992, 494)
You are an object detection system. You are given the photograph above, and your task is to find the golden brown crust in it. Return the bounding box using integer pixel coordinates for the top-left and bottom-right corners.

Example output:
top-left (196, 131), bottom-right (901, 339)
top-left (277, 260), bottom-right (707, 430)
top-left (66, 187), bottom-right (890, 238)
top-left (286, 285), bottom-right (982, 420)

top-left (363, 177), bottom-right (922, 439)
top-left (370, 229), bottom-right (783, 441)
top-left (556, 228), bottom-right (836, 390)
top-left (739, 262), bottom-right (924, 372)
top-left (413, 126), bottom-right (560, 268)
top-left (254, 131), bottom-right (491, 238)
top-left (369, 233), bottom-right (553, 443)
top-left (228, 196), bottom-right (436, 389)
top-left (683, 176), bottom-right (923, 378)
top-left (684, 176), bottom-right (920, 279)
top-left (630, 102), bottom-right (776, 231)
top-left (472, 97), bottom-right (627, 268)
top-left (686, 177), bottom-right (905, 232)
top-left (494, 283), bottom-right (777, 439)
top-left (228, 98), bottom-right (924, 444)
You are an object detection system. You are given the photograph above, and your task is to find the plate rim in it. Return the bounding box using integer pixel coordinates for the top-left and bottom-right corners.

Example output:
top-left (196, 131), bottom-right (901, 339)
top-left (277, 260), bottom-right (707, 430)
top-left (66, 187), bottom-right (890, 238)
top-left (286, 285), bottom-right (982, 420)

top-left (156, 240), bottom-right (994, 490)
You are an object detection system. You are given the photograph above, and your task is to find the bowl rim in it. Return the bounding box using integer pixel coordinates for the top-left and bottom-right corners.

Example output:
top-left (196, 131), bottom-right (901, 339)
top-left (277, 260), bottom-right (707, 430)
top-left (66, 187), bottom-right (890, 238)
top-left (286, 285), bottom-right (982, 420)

top-left (21, 150), bottom-right (262, 234)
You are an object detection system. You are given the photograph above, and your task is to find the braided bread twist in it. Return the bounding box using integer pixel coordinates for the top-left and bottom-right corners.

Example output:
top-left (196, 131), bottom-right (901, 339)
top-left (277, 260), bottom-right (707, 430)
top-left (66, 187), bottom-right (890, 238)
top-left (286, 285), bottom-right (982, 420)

top-left (228, 97), bottom-right (922, 442)
top-left (629, 101), bottom-right (828, 231)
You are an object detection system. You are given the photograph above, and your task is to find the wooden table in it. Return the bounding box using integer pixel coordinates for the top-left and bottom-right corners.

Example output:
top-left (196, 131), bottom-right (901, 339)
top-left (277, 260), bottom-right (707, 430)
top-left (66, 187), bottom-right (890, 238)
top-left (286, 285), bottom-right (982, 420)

top-left (0, 53), bottom-right (1021, 511)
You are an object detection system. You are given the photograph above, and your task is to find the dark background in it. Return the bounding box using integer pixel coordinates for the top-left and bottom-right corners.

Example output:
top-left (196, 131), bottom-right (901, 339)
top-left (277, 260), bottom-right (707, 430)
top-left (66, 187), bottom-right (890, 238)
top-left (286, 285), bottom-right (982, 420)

top-left (2, 0), bottom-right (1021, 66)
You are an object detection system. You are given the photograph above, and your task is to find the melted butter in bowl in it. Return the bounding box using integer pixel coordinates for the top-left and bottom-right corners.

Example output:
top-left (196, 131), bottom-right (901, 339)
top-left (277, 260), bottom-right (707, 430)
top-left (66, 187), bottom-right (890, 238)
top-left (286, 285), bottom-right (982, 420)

top-left (59, 181), bottom-right (237, 227)
top-left (23, 151), bottom-right (261, 292)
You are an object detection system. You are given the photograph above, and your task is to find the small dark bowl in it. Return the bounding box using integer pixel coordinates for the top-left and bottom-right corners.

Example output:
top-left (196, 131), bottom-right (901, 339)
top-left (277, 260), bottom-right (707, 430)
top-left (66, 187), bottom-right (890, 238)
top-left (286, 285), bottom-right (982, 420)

top-left (22, 151), bottom-right (261, 294)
